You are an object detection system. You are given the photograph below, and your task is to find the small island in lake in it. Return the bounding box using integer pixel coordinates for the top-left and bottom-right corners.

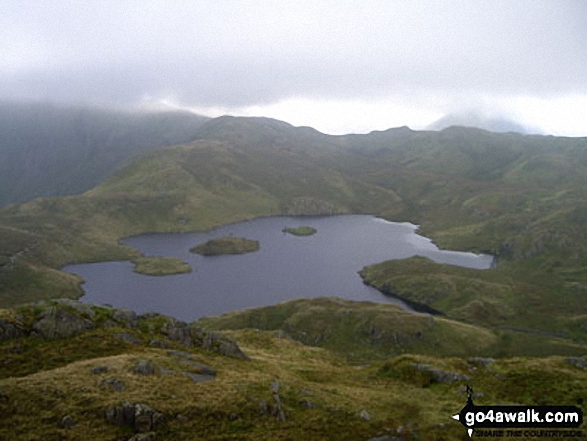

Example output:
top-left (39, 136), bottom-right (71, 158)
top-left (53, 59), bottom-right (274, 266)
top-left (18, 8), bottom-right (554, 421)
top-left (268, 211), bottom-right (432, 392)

top-left (131, 256), bottom-right (192, 276)
top-left (190, 237), bottom-right (260, 255)
top-left (282, 226), bottom-right (317, 236)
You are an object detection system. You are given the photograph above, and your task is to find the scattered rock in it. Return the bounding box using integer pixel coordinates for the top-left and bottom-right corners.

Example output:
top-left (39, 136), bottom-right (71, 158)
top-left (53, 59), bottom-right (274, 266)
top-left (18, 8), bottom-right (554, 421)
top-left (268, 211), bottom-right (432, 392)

top-left (31, 307), bottom-right (94, 339)
top-left (228, 413), bottom-right (239, 421)
top-left (270, 380), bottom-right (286, 422)
top-left (0, 318), bottom-right (23, 341)
top-left (367, 436), bottom-right (401, 441)
top-left (183, 372), bottom-right (215, 383)
top-left (359, 410), bottom-right (371, 421)
top-left (158, 367), bottom-right (176, 375)
top-left (60, 415), bottom-right (76, 428)
top-left (54, 299), bottom-right (95, 318)
top-left (105, 403), bottom-right (127, 426)
top-left (467, 357), bottom-right (495, 368)
top-left (258, 400), bottom-right (269, 415)
top-left (101, 378), bottom-right (125, 392)
top-left (180, 360), bottom-right (216, 376)
top-left (135, 403), bottom-right (161, 433)
top-left (299, 398), bottom-right (316, 409)
top-left (112, 309), bottom-right (138, 328)
top-left (162, 319), bottom-right (193, 347)
top-left (149, 339), bottom-right (170, 348)
top-left (115, 332), bottom-right (142, 345)
top-left (175, 414), bottom-right (188, 423)
top-left (299, 386), bottom-right (316, 397)
top-left (161, 322), bottom-right (249, 360)
top-left (106, 402), bottom-right (164, 433)
top-left (167, 349), bottom-right (194, 359)
top-left (134, 360), bottom-right (156, 375)
top-left (201, 331), bottom-right (250, 360)
top-left (413, 364), bottom-right (471, 384)
top-left (565, 357), bottom-right (587, 370)
top-left (92, 366), bottom-right (109, 375)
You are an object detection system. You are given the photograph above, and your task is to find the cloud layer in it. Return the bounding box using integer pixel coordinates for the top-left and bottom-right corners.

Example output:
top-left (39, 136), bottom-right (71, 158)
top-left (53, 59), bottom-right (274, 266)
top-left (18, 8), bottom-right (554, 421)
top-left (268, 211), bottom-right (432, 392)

top-left (1, 0), bottom-right (586, 134)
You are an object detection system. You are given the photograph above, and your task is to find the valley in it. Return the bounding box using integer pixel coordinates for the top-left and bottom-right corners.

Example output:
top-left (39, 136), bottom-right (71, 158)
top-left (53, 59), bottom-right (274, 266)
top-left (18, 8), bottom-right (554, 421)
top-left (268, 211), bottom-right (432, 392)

top-left (0, 115), bottom-right (586, 439)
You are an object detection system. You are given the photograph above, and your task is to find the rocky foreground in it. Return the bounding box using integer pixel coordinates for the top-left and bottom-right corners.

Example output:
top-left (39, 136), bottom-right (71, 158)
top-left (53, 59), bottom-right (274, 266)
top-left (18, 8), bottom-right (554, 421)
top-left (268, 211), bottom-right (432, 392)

top-left (0, 299), bottom-right (586, 440)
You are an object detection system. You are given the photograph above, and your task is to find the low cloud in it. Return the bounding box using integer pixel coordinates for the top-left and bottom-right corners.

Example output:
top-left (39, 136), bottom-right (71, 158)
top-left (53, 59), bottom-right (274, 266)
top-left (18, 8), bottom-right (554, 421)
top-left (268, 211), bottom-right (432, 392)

top-left (1, 0), bottom-right (586, 134)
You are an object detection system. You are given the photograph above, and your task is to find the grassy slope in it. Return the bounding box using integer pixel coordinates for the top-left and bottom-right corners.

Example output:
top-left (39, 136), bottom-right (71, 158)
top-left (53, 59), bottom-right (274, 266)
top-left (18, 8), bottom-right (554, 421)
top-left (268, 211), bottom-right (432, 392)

top-left (1, 119), bottom-right (587, 439)
top-left (0, 117), bottom-right (586, 335)
top-left (191, 237), bottom-right (260, 255)
top-left (198, 298), bottom-right (587, 362)
top-left (1, 301), bottom-right (586, 441)
top-left (0, 102), bottom-right (210, 207)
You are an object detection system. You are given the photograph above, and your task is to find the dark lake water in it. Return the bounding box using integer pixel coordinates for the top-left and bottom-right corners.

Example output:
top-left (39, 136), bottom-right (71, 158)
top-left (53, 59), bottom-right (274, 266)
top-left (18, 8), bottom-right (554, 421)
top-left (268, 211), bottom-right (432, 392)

top-left (63, 215), bottom-right (493, 322)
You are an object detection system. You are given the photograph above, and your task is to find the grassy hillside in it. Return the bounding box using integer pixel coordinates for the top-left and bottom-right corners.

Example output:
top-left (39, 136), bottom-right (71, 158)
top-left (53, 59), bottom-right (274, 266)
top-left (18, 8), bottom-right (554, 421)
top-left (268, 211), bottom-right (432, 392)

top-left (0, 117), bottom-right (586, 341)
top-left (198, 298), bottom-right (587, 362)
top-left (1, 300), bottom-right (585, 440)
top-left (0, 101), bottom-right (209, 207)
top-left (2, 117), bottom-right (587, 439)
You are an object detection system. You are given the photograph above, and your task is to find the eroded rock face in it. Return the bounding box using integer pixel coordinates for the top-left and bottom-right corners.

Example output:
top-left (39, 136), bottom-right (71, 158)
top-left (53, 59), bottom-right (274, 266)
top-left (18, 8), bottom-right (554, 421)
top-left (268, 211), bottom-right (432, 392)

top-left (111, 309), bottom-right (138, 328)
top-left (199, 330), bottom-right (250, 360)
top-left (134, 360), bottom-right (156, 375)
top-left (161, 320), bottom-right (249, 360)
top-left (0, 318), bottom-right (23, 341)
top-left (2, 300), bottom-right (249, 361)
top-left (53, 299), bottom-right (95, 318)
top-left (161, 318), bottom-right (193, 347)
top-left (412, 364), bottom-right (471, 384)
top-left (105, 402), bottom-right (164, 433)
top-left (565, 357), bottom-right (587, 370)
top-left (31, 307), bottom-right (94, 339)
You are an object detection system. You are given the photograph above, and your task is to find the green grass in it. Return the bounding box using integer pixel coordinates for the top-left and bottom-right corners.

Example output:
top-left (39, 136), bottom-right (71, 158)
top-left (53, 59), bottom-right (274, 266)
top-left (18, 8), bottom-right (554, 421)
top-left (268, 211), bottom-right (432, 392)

top-left (1, 119), bottom-right (587, 344)
top-left (198, 298), bottom-right (587, 363)
top-left (1, 300), bottom-right (586, 441)
top-left (282, 226), bottom-right (317, 236)
top-left (131, 256), bottom-right (192, 276)
top-left (190, 237), bottom-right (260, 255)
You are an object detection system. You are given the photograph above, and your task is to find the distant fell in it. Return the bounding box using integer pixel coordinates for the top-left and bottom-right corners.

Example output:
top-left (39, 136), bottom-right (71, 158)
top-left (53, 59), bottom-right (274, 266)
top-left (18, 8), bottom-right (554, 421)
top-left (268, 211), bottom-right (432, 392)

top-left (0, 101), bottom-right (209, 207)
top-left (193, 115), bottom-right (331, 149)
top-left (427, 112), bottom-right (538, 134)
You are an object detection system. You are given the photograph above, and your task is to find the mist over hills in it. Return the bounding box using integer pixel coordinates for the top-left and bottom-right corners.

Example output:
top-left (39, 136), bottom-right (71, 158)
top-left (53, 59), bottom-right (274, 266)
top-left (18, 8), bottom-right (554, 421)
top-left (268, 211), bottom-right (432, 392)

top-left (426, 111), bottom-right (539, 134)
top-left (0, 102), bottom-right (210, 207)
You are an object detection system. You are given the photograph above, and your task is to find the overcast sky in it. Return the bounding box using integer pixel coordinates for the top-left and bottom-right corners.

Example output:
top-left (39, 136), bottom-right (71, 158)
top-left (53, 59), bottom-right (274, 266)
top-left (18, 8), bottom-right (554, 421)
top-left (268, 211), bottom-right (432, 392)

top-left (1, 0), bottom-right (586, 135)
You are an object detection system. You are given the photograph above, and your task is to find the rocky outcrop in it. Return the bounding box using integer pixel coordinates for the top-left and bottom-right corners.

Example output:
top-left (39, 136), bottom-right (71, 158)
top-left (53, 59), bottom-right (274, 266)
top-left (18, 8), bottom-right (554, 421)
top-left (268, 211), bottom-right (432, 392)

top-left (115, 332), bottom-right (142, 345)
top-left (31, 306), bottom-right (94, 339)
top-left (200, 330), bottom-right (250, 360)
top-left (53, 299), bottom-right (95, 318)
top-left (134, 360), bottom-right (156, 375)
top-left (413, 364), bottom-right (471, 384)
top-left (111, 308), bottom-right (138, 328)
top-left (105, 402), bottom-right (164, 433)
top-left (0, 318), bottom-right (23, 341)
top-left (1, 300), bottom-right (249, 361)
top-left (100, 378), bottom-right (125, 392)
top-left (565, 357), bottom-right (587, 370)
top-left (160, 318), bottom-right (249, 360)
